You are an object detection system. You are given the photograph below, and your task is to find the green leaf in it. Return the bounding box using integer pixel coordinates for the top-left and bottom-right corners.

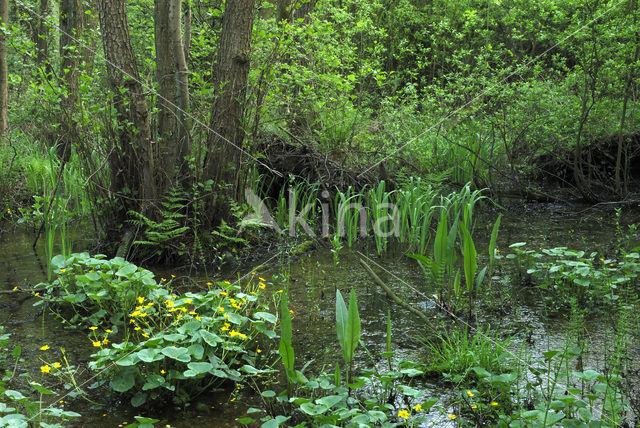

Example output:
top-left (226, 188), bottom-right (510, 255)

top-left (137, 348), bottom-right (162, 363)
top-left (161, 347), bottom-right (191, 363)
top-left (279, 292), bottom-right (296, 384)
top-left (29, 382), bottom-right (55, 395)
top-left (4, 390), bottom-right (26, 401)
top-left (254, 312), bottom-right (277, 323)
top-left (187, 362), bottom-right (213, 374)
top-left (344, 288), bottom-right (361, 364)
top-left (335, 289), bottom-right (348, 361)
top-left (110, 368), bottom-right (136, 392)
top-left (316, 395), bottom-right (343, 408)
top-left (115, 263), bottom-right (137, 277)
top-left (200, 330), bottom-right (222, 347)
top-left (130, 392), bottom-right (147, 407)
top-left (300, 402), bottom-right (328, 416)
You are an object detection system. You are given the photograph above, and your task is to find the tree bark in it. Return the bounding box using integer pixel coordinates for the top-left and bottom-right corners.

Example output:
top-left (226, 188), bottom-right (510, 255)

top-left (170, 0), bottom-right (190, 171)
top-left (154, 0), bottom-right (190, 190)
top-left (59, 0), bottom-right (83, 161)
top-left (0, 0), bottom-right (8, 138)
top-left (202, 0), bottom-right (256, 226)
top-left (97, 0), bottom-right (156, 217)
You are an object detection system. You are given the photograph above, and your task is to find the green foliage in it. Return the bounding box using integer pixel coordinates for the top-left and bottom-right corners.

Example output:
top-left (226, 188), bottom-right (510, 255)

top-left (335, 288), bottom-right (361, 385)
top-left (520, 246), bottom-right (640, 314)
top-left (35, 252), bottom-right (164, 328)
top-left (448, 346), bottom-right (628, 427)
top-left (278, 291), bottom-right (297, 393)
top-left (423, 326), bottom-right (512, 383)
top-left (0, 327), bottom-right (81, 427)
top-left (248, 288), bottom-right (439, 427)
top-left (128, 188), bottom-right (191, 262)
top-left (90, 280), bottom-right (277, 407)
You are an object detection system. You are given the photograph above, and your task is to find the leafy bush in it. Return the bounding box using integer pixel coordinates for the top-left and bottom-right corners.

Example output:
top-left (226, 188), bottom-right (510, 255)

top-left (89, 281), bottom-right (277, 407)
top-left (36, 253), bottom-right (165, 328)
top-left (36, 254), bottom-right (279, 408)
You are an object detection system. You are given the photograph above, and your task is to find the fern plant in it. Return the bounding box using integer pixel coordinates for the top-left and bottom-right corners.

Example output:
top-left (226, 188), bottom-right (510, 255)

top-left (128, 188), bottom-right (190, 262)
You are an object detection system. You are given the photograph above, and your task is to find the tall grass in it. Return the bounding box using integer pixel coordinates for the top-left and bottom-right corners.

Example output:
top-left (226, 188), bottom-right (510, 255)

top-left (21, 144), bottom-right (91, 278)
top-left (334, 185), bottom-right (365, 248)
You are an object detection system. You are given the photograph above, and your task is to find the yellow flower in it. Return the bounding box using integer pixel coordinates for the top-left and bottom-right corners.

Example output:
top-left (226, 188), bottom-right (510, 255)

top-left (189, 311), bottom-right (197, 315)
top-left (219, 291), bottom-right (228, 296)
top-left (221, 323), bottom-right (230, 332)
top-left (161, 278), bottom-right (166, 282)
top-left (138, 296), bottom-right (145, 304)
top-left (142, 333), bottom-right (149, 338)
top-left (89, 326), bottom-right (98, 330)
top-left (259, 282), bottom-right (266, 289)
top-left (224, 280), bottom-right (231, 285)
top-left (490, 401), bottom-right (499, 406)
top-left (53, 362), bottom-right (61, 369)
top-left (12, 286), bottom-right (17, 291)
top-left (165, 300), bottom-right (174, 307)
top-left (257, 348), bottom-right (262, 353)
top-left (413, 404), bottom-right (422, 412)
top-left (92, 341), bottom-right (101, 347)
top-left (259, 277), bottom-right (266, 282)
top-left (184, 299), bottom-right (192, 304)
top-left (206, 282), bottom-right (212, 286)
top-left (161, 369), bottom-right (166, 374)
top-left (229, 330), bottom-right (247, 339)
top-left (105, 329), bottom-right (112, 333)
top-left (195, 315), bottom-right (201, 321)
top-left (398, 409), bottom-right (409, 420)
top-left (129, 319), bottom-right (136, 324)
top-left (171, 274), bottom-right (176, 278)
top-left (223, 313), bottom-right (230, 319)
top-left (40, 345), bottom-right (50, 351)
top-left (277, 289), bottom-right (283, 293)
top-left (448, 414), bottom-right (456, 420)
top-left (103, 338), bottom-right (109, 345)
top-left (467, 390), bottom-right (474, 397)
top-left (289, 309), bottom-right (294, 315)
top-left (217, 306), bottom-right (225, 312)
top-left (34, 292), bottom-right (39, 297)
top-left (60, 268), bottom-right (66, 273)
top-left (134, 327), bottom-right (141, 331)
top-left (40, 365), bottom-right (51, 373)
top-left (472, 404), bottom-right (478, 409)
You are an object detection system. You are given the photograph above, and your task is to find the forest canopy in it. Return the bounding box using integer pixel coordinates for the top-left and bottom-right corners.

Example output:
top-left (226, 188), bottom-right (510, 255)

top-left (0, 0), bottom-right (639, 258)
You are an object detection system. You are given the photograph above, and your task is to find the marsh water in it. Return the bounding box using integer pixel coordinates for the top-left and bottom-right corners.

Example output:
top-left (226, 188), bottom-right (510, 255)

top-left (1, 202), bottom-right (638, 427)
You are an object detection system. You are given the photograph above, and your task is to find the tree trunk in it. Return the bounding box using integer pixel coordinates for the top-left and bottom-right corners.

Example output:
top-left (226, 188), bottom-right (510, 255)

top-left (202, 0), bottom-right (256, 226)
top-left (170, 0), bottom-right (190, 171)
top-left (59, 0), bottom-right (83, 161)
top-left (183, 0), bottom-right (191, 63)
top-left (154, 0), bottom-right (190, 191)
top-left (97, 0), bottom-right (156, 219)
top-left (0, 0), bottom-right (7, 138)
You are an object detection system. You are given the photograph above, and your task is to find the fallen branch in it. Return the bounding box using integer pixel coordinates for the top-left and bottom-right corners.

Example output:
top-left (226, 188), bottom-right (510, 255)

top-left (359, 258), bottom-right (429, 322)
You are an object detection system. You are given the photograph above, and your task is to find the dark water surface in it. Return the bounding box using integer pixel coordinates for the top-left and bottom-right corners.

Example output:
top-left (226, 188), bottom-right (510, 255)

top-left (1, 202), bottom-right (638, 427)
